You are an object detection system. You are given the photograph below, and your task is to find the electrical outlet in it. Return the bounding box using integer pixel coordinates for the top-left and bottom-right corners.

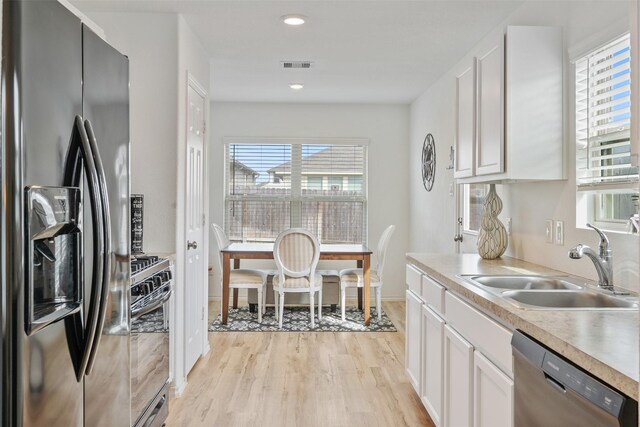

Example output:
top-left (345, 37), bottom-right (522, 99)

top-left (555, 220), bottom-right (564, 245)
top-left (545, 220), bottom-right (553, 243)
top-left (506, 218), bottom-right (512, 235)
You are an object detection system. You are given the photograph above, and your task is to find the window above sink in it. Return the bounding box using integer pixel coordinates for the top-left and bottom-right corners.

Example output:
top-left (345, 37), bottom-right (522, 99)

top-left (574, 33), bottom-right (639, 235)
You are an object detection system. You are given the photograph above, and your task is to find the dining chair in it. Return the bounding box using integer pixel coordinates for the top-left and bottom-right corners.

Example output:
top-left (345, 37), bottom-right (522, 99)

top-left (273, 228), bottom-right (323, 329)
top-left (339, 224), bottom-right (396, 321)
top-left (211, 223), bottom-right (268, 323)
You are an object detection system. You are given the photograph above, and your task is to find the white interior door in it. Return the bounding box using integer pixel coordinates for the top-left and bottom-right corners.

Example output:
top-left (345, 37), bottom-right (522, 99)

top-left (184, 82), bottom-right (206, 375)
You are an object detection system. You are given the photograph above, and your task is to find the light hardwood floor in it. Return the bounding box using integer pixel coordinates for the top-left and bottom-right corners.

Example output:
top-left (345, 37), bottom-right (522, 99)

top-left (165, 300), bottom-right (434, 427)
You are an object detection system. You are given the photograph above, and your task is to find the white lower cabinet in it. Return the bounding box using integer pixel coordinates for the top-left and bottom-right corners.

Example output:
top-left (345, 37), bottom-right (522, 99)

top-left (405, 264), bottom-right (514, 427)
top-left (406, 289), bottom-right (422, 394)
top-left (473, 351), bottom-right (514, 427)
top-left (421, 305), bottom-right (444, 426)
top-left (444, 324), bottom-right (474, 427)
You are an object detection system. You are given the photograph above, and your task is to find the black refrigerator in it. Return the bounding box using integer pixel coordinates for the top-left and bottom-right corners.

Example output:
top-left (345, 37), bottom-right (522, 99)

top-left (1, 0), bottom-right (131, 425)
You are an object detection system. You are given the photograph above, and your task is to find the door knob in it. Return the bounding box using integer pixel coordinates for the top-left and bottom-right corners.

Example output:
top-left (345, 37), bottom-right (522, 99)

top-left (454, 234), bottom-right (463, 242)
top-left (187, 240), bottom-right (198, 250)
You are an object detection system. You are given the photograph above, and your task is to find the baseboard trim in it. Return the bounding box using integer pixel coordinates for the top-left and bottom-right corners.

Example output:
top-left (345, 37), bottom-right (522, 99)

top-left (171, 378), bottom-right (188, 398)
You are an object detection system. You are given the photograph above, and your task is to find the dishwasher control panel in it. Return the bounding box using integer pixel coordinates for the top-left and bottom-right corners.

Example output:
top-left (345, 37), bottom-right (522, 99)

top-left (541, 351), bottom-right (624, 417)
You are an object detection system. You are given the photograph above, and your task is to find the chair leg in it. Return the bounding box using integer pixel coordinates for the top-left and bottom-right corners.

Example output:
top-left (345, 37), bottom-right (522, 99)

top-left (273, 289), bottom-right (279, 317)
top-left (262, 285), bottom-right (267, 314)
top-left (257, 288), bottom-right (263, 323)
top-left (376, 288), bottom-right (382, 321)
top-left (279, 292), bottom-right (285, 329)
top-left (318, 288), bottom-right (323, 321)
top-left (341, 285), bottom-right (347, 322)
top-left (310, 292), bottom-right (315, 329)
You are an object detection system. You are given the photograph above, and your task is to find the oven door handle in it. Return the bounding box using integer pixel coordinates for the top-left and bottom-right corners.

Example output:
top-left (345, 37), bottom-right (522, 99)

top-left (142, 394), bottom-right (167, 427)
top-left (132, 289), bottom-right (172, 320)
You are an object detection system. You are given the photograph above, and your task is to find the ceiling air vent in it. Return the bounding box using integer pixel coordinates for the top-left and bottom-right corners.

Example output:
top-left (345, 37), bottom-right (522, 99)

top-left (281, 61), bottom-right (313, 69)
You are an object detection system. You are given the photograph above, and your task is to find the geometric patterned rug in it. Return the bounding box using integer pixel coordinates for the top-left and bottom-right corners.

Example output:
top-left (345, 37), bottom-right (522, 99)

top-left (209, 306), bottom-right (397, 332)
top-left (132, 310), bottom-right (168, 333)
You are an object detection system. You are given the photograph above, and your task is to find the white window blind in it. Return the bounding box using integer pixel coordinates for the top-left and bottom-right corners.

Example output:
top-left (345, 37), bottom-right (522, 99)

top-left (576, 34), bottom-right (639, 188)
top-left (225, 142), bottom-right (367, 244)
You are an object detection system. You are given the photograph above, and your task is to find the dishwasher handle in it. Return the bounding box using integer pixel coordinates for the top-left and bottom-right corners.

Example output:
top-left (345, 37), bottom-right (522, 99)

top-left (544, 373), bottom-right (566, 394)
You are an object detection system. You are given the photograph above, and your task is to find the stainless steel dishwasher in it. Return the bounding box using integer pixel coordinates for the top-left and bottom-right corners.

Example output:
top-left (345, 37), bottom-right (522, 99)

top-left (512, 331), bottom-right (637, 427)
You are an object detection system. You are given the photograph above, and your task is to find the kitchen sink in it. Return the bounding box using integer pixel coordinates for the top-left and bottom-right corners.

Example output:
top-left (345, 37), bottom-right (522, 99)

top-left (501, 290), bottom-right (639, 310)
top-left (458, 274), bottom-right (638, 310)
top-left (465, 275), bottom-right (583, 290)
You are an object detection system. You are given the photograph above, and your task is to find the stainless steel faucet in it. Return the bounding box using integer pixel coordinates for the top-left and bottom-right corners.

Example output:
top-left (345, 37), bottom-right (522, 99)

top-left (568, 223), bottom-right (614, 291)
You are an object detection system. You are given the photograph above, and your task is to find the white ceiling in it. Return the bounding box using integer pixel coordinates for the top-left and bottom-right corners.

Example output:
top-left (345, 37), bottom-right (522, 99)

top-left (72, 1), bottom-right (525, 103)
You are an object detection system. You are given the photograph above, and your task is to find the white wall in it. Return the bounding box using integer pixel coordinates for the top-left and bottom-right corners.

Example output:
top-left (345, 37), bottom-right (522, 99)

top-left (88, 12), bottom-right (179, 253)
top-left (409, 1), bottom-right (639, 291)
top-left (209, 102), bottom-right (410, 300)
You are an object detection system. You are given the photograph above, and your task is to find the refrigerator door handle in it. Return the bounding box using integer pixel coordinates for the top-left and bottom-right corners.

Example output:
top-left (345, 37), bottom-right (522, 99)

top-left (63, 115), bottom-right (106, 381)
top-left (83, 119), bottom-right (111, 376)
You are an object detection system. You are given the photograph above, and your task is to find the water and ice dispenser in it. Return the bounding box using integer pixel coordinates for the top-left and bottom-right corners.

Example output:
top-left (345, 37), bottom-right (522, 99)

top-left (25, 186), bottom-right (81, 335)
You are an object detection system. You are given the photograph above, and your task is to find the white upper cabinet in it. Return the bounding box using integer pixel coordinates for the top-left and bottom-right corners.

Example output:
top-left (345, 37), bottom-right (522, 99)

top-left (454, 60), bottom-right (477, 178)
top-left (476, 36), bottom-right (505, 176)
top-left (454, 26), bottom-right (564, 183)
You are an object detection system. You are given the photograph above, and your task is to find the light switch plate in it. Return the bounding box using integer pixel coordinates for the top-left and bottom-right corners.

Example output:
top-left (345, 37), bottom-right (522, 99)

top-left (506, 218), bottom-right (512, 235)
top-left (555, 220), bottom-right (564, 245)
top-left (545, 220), bottom-right (553, 243)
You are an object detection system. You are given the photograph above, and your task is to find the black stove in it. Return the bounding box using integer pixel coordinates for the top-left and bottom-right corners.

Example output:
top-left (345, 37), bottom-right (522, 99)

top-left (130, 255), bottom-right (160, 275)
top-left (130, 254), bottom-right (172, 427)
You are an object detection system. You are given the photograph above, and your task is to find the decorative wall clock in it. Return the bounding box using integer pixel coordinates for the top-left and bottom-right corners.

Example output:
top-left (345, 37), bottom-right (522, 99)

top-left (422, 133), bottom-right (436, 191)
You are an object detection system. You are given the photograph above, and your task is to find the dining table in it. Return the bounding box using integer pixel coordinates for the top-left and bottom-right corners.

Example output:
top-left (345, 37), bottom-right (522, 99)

top-left (220, 243), bottom-right (374, 326)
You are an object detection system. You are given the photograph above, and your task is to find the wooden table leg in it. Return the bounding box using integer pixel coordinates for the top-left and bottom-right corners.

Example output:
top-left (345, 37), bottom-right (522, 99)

top-left (363, 254), bottom-right (371, 326)
top-left (232, 259), bottom-right (240, 309)
top-left (222, 252), bottom-right (231, 325)
top-left (357, 260), bottom-right (363, 309)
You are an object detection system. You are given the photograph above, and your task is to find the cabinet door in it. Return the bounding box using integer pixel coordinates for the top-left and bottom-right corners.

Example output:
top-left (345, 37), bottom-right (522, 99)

top-left (421, 305), bottom-right (444, 427)
top-left (454, 60), bottom-right (476, 178)
top-left (476, 37), bottom-right (504, 176)
top-left (405, 290), bottom-right (422, 394)
top-left (473, 351), bottom-right (513, 427)
top-left (444, 325), bottom-right (474, 427)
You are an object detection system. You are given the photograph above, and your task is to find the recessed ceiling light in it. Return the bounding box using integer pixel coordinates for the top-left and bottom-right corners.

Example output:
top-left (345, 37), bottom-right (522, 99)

top-left (282, 14), bottom-right (306, 26)
top-left (289, 83), bottom-right (304, 90)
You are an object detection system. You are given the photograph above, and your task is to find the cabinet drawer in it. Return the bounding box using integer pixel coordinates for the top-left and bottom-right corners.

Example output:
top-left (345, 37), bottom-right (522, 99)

top-left (445, 292), bottom-right (513, 377)
top-left (406, 264), bottom-right (423, 297)
top-left (422, 275), bottom-right (445, 316)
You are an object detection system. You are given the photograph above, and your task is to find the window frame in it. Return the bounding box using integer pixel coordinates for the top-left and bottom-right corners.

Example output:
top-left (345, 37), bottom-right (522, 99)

top-left (573, 31), bottom-right (639, 234)
top-left (462, 183), bottom-right (488, 235)
top-left (223, 137), bottom-right (369, 244)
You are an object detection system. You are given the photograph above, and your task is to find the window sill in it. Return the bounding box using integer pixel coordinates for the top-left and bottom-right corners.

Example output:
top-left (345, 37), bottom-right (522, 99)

top-left (577, 223), bottom-right (639, 236)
